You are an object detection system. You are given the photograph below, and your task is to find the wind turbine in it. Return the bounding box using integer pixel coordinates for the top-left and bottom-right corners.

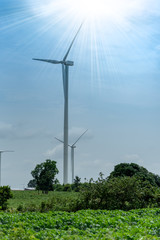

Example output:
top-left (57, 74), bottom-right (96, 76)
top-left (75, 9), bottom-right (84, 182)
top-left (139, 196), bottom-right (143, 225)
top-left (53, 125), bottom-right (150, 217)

top-left (33, 23), bottom-right (83, 184)
top-left (0, 150), bottom-right (14, 187)
top-left (55, 129), bottom-right (88, 183)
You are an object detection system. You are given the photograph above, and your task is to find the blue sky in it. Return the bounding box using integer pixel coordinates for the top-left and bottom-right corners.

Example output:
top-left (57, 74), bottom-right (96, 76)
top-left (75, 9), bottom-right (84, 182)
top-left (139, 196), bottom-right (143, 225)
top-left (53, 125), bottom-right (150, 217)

top-left (0, 0), bottom-right (160, 188)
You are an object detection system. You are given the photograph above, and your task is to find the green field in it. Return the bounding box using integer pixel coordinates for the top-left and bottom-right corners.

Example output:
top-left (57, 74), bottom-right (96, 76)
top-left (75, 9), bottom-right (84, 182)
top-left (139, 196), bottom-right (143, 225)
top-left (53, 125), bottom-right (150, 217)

top-left (8, 190), bottom-right (79, 212)
top-left (1, 208), bottom-right (160, 239)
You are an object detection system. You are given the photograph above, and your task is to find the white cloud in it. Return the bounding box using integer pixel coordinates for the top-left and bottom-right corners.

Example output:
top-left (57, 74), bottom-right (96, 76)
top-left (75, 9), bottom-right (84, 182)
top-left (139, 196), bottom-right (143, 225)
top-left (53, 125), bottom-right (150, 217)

top-left (45, 144), bottom-right (62, 158)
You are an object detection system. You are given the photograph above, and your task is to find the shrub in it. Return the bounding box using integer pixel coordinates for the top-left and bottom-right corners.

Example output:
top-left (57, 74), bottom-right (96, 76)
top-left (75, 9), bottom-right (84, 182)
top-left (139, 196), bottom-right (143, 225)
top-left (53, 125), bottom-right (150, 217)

top-left (63, 184), bottom-right (72, 192)
top-left (17, 204), bottom-right (23, 212)
top-left (76, 173), bottom-right (160, 211)
top-left (72, 176), bottom-right (82, 192)
top-left (53, 184), bottom-right (64, 191)
top-left (0, 186), bottom-right (13, 210)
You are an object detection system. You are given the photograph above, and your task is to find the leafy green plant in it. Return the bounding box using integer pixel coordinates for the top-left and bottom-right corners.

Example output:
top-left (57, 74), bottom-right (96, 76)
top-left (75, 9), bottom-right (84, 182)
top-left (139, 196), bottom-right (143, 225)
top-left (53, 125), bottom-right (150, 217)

top-left (77, 173), bottom-right (160, 211)
top-left (72, 176), bottom-right (82, 192)
top-left (0, 209), bottom-right (160, 239)
top-left (63, 184), bottom-right (72, 192)
top-left (0, 186), bottom-right (12, 210)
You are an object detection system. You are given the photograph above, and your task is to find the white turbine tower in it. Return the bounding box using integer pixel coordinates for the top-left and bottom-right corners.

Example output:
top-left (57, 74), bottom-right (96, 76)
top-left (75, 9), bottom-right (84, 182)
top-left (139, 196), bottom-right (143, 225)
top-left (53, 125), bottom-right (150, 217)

top-left (0, 150), bottom-right (14, 187)
top-left (33, 24), bottom-right (83, 184)
top-left (55, 129), bottom-right (88, 183)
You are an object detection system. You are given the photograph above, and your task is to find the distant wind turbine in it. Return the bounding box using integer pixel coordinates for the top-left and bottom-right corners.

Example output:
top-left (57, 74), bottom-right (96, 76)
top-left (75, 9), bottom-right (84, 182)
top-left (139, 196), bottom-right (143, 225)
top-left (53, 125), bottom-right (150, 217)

top-left (33, 23), bottom-right (83, 184)
top-left (55, 129), bottom-right (88, 183)
top-left (0, 150), bottom-right (14, 187)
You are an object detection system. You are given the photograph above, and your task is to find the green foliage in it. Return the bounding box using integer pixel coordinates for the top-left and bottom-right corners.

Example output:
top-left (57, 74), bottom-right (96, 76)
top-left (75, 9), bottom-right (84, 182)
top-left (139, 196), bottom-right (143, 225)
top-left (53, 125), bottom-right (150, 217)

top-left (109, 163), bottom-right (160, 187)
top-left (27, 179), bottom-right (36, 188)
top-left (54, 177), bottom-right (87, 193)
top-left (1, 209), bottom-right (160, 239)
top-left (77, 173), bottom-right (160, 211)
top-left (30, 159), bottom-right (59, 193)
top-left (72, 176), bottom-right (81, 192)
top-left (0, 186), bottom-right (13, 210)
top-left (53, 183), bottom-right (64, 191)
top-left (63, 184), bottom-right (72, 192)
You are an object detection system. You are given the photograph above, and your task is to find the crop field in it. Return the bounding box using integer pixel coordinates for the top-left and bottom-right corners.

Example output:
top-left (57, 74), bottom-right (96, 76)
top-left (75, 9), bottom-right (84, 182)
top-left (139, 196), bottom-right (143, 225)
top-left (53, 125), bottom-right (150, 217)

top-left (1, 208), bottom-right (160, 239)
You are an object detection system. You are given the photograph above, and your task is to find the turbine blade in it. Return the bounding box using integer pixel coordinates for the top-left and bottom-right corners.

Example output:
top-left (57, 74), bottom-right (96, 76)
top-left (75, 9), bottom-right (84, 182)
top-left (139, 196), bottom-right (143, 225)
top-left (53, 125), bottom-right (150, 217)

top-left (72, 129), bottom-right (88, 146)
top-left (32, 58), bottom-right (61, 64)
top-left (55, 137), bottom-right (64, 144)
top-left (63, 22), bottom-right (83, 61)
top-left (55, 137), bottom-right (71, 147)
top-left (0, 150), bottom-right (14, 153)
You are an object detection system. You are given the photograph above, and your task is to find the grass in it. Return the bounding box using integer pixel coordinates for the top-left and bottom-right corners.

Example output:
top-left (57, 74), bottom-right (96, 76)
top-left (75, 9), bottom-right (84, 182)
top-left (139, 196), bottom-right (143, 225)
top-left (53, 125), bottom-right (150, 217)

top-left (8, 190), bottom-right (79, 212)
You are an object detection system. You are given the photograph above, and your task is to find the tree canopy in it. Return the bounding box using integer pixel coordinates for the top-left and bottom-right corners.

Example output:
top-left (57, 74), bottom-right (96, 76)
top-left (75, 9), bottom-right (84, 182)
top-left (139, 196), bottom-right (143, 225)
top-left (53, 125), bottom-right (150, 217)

top-left (30, 159), bottom-right (59, 193)
top-left (108, 163), bottom-right (160, 187)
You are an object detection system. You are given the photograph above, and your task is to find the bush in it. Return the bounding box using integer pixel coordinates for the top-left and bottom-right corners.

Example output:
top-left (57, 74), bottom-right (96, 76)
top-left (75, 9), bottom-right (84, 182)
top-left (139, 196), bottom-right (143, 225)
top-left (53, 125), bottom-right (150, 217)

top-left (63, 184), bottom-right (72, 192)
top-left (0, 186), bottom-right (13, 210)
top-left (72, 176), bottom-right (82, 192)
top-left (53, 184), bottom-right (64, 191)
top-left (76, 173), bottom-right (160, 211)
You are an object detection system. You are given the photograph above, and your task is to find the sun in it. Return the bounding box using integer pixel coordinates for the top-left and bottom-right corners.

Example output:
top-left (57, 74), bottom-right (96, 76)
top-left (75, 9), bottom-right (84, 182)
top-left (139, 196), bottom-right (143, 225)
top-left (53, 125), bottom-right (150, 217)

top-left (67, 0), bottom-right (138, 23)
top-left (29, 0), bottom-right (151, 26)
top-left (68, 0), bottom-right (108, 20)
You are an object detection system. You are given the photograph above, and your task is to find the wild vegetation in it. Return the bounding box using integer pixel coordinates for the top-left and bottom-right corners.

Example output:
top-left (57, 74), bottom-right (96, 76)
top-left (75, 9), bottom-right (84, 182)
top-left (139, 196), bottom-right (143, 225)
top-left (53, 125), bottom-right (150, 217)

top-left (5, 163), bottom-right (160, 212)
top-left (77, 174), bottom-right (160, 211)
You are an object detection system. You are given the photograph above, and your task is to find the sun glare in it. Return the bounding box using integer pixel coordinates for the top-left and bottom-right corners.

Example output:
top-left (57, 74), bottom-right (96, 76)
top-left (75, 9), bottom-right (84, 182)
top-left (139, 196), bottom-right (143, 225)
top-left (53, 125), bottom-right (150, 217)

top-left (67, 0), bottom-right (142, 23)
top-left (29, 0), bottom-right (151, 27)
top-left (28, 0), bottom-right (150, 29)
top-left (68, 0), bottom-right (107, 20)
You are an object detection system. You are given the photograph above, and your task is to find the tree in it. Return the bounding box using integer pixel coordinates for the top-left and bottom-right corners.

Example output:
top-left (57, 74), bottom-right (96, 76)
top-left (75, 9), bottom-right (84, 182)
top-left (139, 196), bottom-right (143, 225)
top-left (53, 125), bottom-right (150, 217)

top-left (108, 163), bottom-right (160, 187)
top-left (72, 176), bottom-right (81, 192)
top-left (30, 159), bottom-right (59, 193)
top-left (27, 179), bottom-right (36, 188)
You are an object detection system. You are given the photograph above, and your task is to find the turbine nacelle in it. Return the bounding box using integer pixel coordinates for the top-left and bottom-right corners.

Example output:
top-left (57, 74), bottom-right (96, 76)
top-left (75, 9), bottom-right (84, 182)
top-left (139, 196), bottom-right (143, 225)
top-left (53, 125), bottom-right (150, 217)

top-left (65, 61), bottom-right (74, 66)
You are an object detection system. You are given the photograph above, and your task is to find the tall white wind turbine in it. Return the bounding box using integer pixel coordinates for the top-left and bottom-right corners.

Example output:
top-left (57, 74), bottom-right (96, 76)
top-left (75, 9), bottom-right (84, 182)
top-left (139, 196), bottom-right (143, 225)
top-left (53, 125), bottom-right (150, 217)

top-left (33, 24), bottom-right (83, 184)
top-left (55, 129), bottom-right (88, 183)
top-left (0, 150), bottom-right (14, 187)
